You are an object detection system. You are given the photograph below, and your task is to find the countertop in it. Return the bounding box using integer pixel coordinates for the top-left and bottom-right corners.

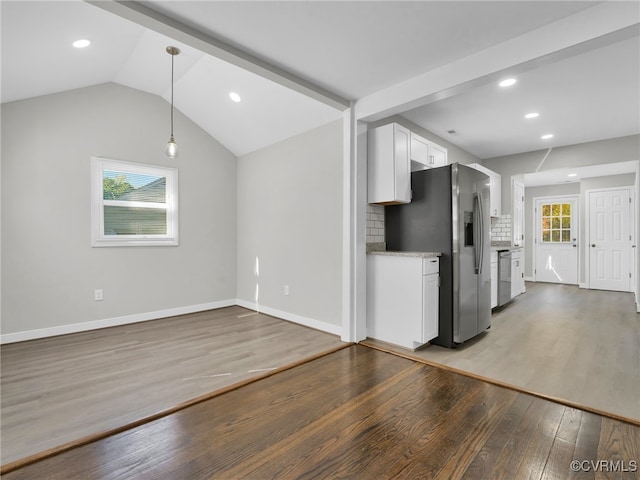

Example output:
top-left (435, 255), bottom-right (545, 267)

top-left (368, 251), bottom-right (441, 258)
top-left (490, 244), bottom-right (523, 252)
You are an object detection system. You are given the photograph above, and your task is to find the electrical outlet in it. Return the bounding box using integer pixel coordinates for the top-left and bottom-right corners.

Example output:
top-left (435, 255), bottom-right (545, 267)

top-left (284, 285), bottom-right (289, 296)
top-left (94, 289), bottom-right (103, 301)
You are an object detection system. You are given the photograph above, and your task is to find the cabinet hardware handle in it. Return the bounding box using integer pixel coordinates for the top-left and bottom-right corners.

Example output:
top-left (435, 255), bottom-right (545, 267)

top-left (591, 244), bottom-right (596, 247)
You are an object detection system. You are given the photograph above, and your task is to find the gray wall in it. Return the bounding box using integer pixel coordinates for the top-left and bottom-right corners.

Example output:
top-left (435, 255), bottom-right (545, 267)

top-left (1, 83), bottom-right (238, 336)
top-left (483, 134), bottom-right (640, 214)
top-left (236, 120), bottom-right (343, 329)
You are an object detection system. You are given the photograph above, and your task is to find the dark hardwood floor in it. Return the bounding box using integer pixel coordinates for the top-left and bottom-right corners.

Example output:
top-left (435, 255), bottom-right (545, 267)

top-left (4, 345), bottom-right (639, 479)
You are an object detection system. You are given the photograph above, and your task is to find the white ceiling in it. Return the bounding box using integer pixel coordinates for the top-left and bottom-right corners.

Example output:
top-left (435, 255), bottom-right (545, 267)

top-left (1, 1), bottom-right (639, 160)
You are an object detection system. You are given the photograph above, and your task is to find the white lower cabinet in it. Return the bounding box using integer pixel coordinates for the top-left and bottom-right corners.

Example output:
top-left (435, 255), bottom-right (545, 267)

top-left (490, 251), bottom-right (498, 308)
top-left (367, 254), bottom-right (439, 350)
top-left (511, 248), bottom-right (524, 298)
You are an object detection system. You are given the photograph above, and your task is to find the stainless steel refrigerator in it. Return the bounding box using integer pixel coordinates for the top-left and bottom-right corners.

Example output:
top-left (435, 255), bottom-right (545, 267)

top-left (385, 163), bottom-right (491, 348)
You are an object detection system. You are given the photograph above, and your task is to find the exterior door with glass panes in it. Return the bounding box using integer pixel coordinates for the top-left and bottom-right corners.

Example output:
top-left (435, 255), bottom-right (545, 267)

top-left (534, 196), bottom-right (578, 284)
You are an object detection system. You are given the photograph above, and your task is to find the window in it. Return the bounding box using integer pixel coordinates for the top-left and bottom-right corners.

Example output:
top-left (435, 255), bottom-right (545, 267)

top-left (541, 202), bottom-right (571, 243)
top-left (91, 157), bottom-right (178, 247)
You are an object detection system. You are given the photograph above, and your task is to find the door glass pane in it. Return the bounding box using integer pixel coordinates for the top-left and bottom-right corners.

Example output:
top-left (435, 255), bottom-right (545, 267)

top-left (541, 202), bottom-right (572, 243)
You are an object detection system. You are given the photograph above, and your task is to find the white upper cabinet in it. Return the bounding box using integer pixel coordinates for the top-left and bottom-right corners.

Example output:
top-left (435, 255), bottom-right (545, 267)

top-left (410, 132), bottom-right (430, 171)
top-left (368, 123), bottom-right (411, 205)
top-left (467, 163), bottom-right (501, 217)
top-left (512, 179), bottom-right (525, 247)
top-left (429, 141), bottom-right (448, 168)
top-left (368, 123), bottom-right (448, 205)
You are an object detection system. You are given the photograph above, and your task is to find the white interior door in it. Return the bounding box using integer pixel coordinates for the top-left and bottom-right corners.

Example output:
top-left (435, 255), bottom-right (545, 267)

top-left (588, 188), bottom-right (632, 292)
top-left (534, 196), bottom-right (578, 284)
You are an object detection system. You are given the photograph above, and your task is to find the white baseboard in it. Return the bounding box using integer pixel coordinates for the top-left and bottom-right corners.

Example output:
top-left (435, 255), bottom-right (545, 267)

top-left (579, 282), bottom-right (588, 289)
top-left (1, 299), bottom-right (343, 344)
top-left (524, 276), bottom-right (535, 282)
top-left (236, 299), bottom-right (342, 336)
top-left (0, 299), bottom-right (236, 344)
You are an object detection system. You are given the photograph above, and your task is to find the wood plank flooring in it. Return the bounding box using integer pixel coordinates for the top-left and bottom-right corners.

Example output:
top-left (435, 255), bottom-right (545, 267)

top-left (3, 345), bottom-right (639, 480)
top-left (364, 282), bottom-right (640, 422)
top-left (0, 306), bottom-right (346, 466)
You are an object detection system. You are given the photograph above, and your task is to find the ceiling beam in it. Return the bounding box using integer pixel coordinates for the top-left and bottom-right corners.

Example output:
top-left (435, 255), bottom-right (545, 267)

top-left (86, 0), bottom-right (350, 111)
top-left (355, 1), bottom-right (640, 122)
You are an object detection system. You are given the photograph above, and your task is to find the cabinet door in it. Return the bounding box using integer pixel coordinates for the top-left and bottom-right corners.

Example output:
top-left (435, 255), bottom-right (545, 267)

top-left (490, 172), bottom-right (502, 217)
top-left (429, 142), bottom-right (448, 168)
top-left (512, 180), bottom-right (525, 246)
top-left (491, 261), bottom-right (498, 308)
top-left (367, 123), bottom-right (411, 204)
top-left (410, 132), bottom-right (430, 169)
top-left (511, 252), bottom-right (522, 298)
top-left (422, 273), bottom-right (439, 343)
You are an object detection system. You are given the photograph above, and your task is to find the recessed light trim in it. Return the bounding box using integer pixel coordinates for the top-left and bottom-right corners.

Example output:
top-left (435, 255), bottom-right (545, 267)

top-left (229, 92), bottom-right (242, 103)
top-left (541, 134), bottom-right (554, 140)
top-left (524, 112), bottom-right (539, 119)
top-left (568, 173), bottom-right (577, 177)
top-left (499, 78), bottom-right (516, 87)
top-left (73, 39), bottom-right (91, 49)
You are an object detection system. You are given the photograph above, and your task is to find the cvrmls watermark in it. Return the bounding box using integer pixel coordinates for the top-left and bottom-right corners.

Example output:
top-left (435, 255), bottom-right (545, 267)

top-left (570, 460), bottom-right (638, 473)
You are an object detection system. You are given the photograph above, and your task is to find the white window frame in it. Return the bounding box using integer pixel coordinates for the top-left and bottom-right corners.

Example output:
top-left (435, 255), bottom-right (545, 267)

top-left (91, 156), bottom-right (179, 247)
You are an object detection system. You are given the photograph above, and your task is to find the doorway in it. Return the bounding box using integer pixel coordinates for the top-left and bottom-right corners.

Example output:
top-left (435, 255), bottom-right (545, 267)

top-left (586, 187), bottom-right (634, 292)
top-left (534, 195), bottom-right (578, 284)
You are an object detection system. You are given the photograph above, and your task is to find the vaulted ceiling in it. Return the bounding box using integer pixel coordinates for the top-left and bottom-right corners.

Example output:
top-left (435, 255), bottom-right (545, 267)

top-left (2, 1), bottom-right (638, 159)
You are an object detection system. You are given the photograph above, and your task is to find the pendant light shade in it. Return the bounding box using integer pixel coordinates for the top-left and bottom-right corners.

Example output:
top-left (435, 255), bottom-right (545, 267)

top-left (165, 46), bottom-right (180, 158)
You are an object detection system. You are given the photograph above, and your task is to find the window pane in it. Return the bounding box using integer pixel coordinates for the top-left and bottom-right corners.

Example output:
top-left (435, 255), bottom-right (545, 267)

top-left (552, 204), bottom-right (561, 216)
top-left (562, 203), bottom-right (571, 216)
top-left (104, 171), bottom-right (166, 203)
top-left (542, 205), bottom-right (550, 216)
top-left (552, 217), bottom-right (560, 229)
top-left (561, 230), bottom-right (571, 242)
top-left (542, 217), bottom-right (550, 229)
top-left (562, 217), bottom-right (571, 228)
top-left (104, 206), bottom-right (167, 235)
top-left (542, 230), bottom-right (550, 242)
top-left (551, 230), bottom-right (560, 242)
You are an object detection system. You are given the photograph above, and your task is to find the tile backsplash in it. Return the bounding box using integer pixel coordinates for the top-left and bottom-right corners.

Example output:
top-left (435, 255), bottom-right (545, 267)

top-left (491, 214), bottom-right (512, 243)
top-left (367, 206), bottom-right (513, 245)
top-left (367, 204), bottom-right (385, 243)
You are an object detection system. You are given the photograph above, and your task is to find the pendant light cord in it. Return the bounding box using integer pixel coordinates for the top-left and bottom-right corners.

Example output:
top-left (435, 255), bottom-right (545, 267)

top-left (170, 52), bottom-right (174, 138)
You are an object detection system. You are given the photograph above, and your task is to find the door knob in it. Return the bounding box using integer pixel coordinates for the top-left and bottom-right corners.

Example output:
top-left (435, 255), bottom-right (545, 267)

top-left (591, 244), bottom-right (596, 247)
top-left (572, 244), bottom-right (577, 248)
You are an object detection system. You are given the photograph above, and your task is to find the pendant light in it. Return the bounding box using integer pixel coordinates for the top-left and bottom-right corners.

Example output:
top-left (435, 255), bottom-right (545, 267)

top-left (165, 46), bottom-right (181, 158)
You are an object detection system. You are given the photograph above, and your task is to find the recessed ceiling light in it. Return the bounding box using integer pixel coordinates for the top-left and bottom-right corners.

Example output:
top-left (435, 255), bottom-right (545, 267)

top-left (568, 173), bottom-right (577, 177)
top-left (229, 92), bottom-right (242, 103)
top-left (524, 112), bottom-right (539, 119)
top-left (72, 39), bottom-right (91, 49)
top-left (499, 78), bottom-right (516, 87)
top-left (541, 134), bottom-right (554, 140)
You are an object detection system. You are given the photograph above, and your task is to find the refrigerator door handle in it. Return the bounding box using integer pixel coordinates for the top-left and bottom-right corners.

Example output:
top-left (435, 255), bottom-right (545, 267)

top-left (474, 193), bottom-right (482, 274)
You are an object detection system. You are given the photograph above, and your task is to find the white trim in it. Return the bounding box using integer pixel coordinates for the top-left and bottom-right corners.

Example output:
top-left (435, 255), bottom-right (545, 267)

top-left (579, 282), bottom-right (589, 289)
top-left (91, 156), bottom-right (179, 247)
top-left (524, 276), bottom-right (535, 282)
top-left (235, 300), bottom-right (342, 337)
top-left (0, 299), bottom-right (236, 344)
